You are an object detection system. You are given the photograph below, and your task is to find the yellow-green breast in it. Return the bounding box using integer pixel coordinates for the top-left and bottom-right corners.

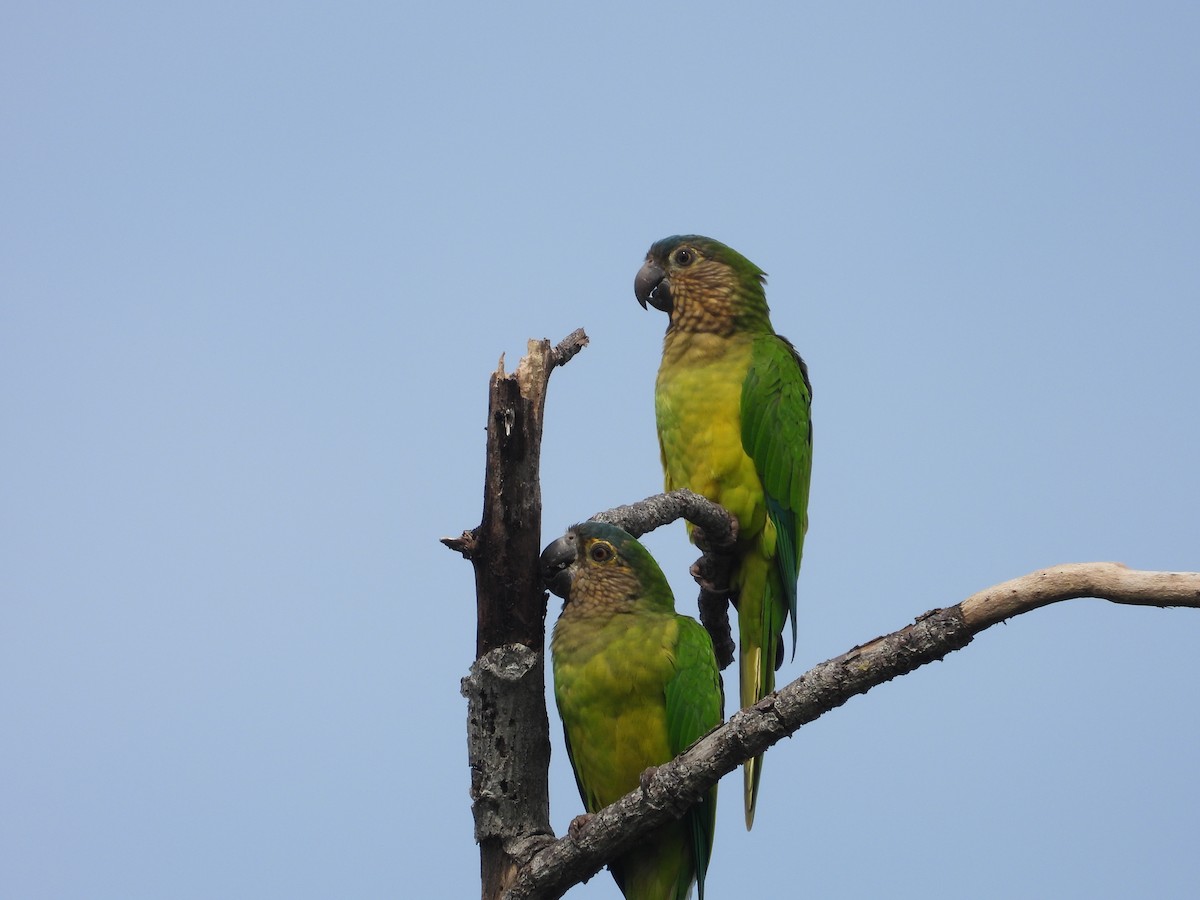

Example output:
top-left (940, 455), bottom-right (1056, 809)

top-left (552, 608), bottom-right (680, 809)
top-left (656, 329), bottom-right (767, 547)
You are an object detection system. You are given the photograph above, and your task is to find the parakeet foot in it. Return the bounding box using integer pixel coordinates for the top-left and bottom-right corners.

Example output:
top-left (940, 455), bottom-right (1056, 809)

top-left (689, 557), bottom-right (732, 595)
top-left (692, 516), bottom-right (740, 551)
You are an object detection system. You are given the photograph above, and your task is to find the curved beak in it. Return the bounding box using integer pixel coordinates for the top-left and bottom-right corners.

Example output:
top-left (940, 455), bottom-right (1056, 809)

top-left (539, 532), bottom-right (578, 599)
top-left (634, 260), bottom-right (672, 312)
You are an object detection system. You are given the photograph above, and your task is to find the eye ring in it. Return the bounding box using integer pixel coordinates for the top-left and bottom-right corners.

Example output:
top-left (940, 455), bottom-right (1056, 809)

top-left (673, 248), bottom-right (694, 266)
top-left (589, 542), bottom-right (613, 562)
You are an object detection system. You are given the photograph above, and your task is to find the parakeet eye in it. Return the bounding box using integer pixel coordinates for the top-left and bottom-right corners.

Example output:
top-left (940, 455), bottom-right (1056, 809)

top-left (673, 248), bottom-right (694, 266)
top-left (588, 542), bottom-right (613, 562)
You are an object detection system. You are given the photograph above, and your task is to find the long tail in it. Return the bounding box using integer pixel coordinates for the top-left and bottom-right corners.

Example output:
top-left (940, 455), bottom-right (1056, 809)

top-left (736, 554), bottom-right (786, 829)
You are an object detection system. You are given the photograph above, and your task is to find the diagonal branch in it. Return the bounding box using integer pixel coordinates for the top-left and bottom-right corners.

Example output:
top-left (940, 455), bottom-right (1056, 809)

top-left (504, 563), bottom-right (1200, 900)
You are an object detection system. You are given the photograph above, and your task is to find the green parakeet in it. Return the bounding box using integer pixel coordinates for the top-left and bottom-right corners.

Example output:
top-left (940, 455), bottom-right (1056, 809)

top-left (635, 235), bottom-right (812, 829)
top-left (541, 521), bottom-right (722, 900)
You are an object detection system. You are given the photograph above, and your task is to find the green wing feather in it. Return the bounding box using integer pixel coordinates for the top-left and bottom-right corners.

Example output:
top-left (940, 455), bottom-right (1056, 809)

top-left (741, 333), bottom-right (813, 653)
top-left (664, 618), bottom-right (722, 900)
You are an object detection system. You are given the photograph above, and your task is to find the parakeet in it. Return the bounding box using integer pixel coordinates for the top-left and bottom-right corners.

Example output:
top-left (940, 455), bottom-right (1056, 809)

top-left (635, 235), bottom-right (812, 829)
top-left (542, 521), bottom-right (722, 900)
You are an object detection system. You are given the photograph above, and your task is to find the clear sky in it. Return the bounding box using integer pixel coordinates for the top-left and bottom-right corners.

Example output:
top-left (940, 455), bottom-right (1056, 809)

top-left (3, 3), bottom-right (1198, 898)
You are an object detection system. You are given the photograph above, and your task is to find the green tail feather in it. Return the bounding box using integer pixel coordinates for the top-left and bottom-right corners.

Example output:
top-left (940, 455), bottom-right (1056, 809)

top-left (736, 553), bottom-right (787, 828)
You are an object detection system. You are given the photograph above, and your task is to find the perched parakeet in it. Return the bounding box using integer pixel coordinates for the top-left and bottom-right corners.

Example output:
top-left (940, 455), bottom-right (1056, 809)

top-left (541, 521), bottom-right (722, 900)
top-left (635, 235), bottom-right (812, 829)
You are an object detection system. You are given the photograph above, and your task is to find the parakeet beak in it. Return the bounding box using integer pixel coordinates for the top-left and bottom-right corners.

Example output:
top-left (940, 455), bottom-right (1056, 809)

top-left (635, 260), bottom-right (672, 312)
top-left (539, 532), bottom-right (578, 599)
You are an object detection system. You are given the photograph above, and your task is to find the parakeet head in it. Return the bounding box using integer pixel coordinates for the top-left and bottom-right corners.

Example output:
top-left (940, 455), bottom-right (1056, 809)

top-left (539, 521), bottom-right (675, 613)
top-left (635, 234), bottom-right (770, 333)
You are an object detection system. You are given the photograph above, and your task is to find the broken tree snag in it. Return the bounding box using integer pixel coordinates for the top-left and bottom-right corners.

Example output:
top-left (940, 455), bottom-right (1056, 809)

top-left (473, 330), bottom-right (588, 657)
top-left (443, 329), bottom-right (588, 900)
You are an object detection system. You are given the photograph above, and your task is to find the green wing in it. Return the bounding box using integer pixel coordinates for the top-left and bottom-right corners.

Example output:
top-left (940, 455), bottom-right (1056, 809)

top-left (740, 333), bottom-right (813, 651)
top-left (665, 618), bottom-right (723, 899)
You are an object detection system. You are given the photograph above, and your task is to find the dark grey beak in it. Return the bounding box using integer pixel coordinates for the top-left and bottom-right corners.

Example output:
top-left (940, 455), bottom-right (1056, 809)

top-left (539, 532), bottom-right (578, 599)
top-left (634, 260), bottom-right (672, 312)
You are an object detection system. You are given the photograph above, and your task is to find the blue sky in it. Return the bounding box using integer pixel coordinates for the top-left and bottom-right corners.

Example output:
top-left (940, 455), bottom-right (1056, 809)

top-left (3, 3), bottom-right (1198, 898)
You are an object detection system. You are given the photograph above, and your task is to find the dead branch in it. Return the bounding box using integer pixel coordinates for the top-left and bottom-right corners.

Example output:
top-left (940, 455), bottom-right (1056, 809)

top-left (444, 329), bottom-right (588, 900)
top-left (503, 563), bottom-right (1200, 900)
top-left (592, 488), bottom-right (736, 548)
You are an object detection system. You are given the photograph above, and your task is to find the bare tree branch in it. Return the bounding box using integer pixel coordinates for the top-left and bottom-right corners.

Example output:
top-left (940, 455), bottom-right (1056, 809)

top-left (504, 563), bottom-right (1200, 900)
top-left (958, 563), bottom-right (1200, 627)
top-left (592, 488), bottom-right (736, 548)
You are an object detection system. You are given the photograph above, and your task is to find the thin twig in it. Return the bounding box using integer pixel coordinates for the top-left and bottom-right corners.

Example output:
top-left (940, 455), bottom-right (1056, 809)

top-left (551, 329), bottom-right (590, 368)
